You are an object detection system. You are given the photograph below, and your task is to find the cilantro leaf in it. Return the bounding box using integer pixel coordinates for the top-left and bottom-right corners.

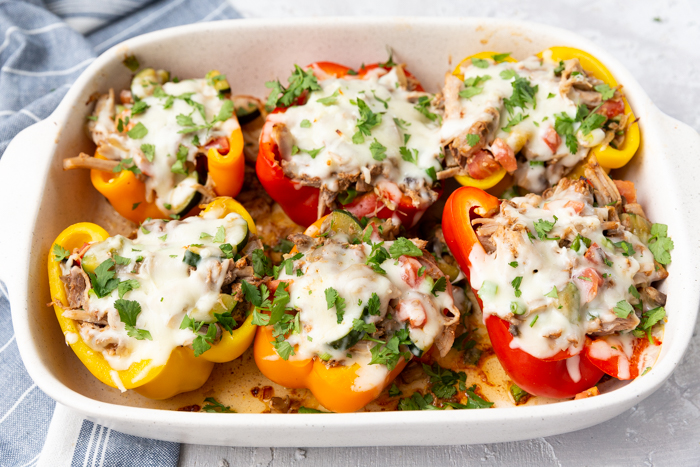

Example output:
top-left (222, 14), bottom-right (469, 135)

top-left (202, 397), bottom-right (235, 413)
top-left (265, 65), bottom-right (321, 110)
top-left (389, 238), bottom-right (423, 259)
top-left (369, 139), bottom-right (387, 161)
top-left (579, 113), bottom-right (607, 135)
top-left (353, 98), bottom-right (382, 143)
top-left (431, 277), bottom-right (447, 297)
top-left (613, 240), bottom-right (635, 257)
top-left (533, 217), bottom-right (558, 240)
top-left (594, 84), bottom-right (616, 101)
top-left (213, 226), bottom-right (226, 243)
top-left (399, 146), bottom-right (418, 165)
top-left (465, 134), bottom-right (480, 147)
top-left (141, 143), bottom-right (155, 162)
top-left (251, 249), bottom-right (272, 278)
top-left (317, 89), bottom-right (340, 106)
top-left (413, 95), bottom-right (440, 123)
top-left (648, 223), bottom-right (673, 265)
top-left (52, 244), bottom-right (70, 262)
top-left (115, 298), bottom-right (141, 327)
top-left (613, 300), bottom-right (635, 318)
top-left (492, 52), bottom-right (512, 63)
top-left (366, 292), bottom-right (381, 316)
top-left (127, 122), bottom-right (148, 139)
top-left (471, 58), bottom-right (489, 68)
top-left (86, 259), bottom-right (120, 298)
top-left (117, 279), bottom-right (140, 299)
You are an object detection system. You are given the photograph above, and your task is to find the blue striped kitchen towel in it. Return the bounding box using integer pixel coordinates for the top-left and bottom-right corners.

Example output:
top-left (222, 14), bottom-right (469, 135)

top-left (0, 1), bottom-right (241, 466)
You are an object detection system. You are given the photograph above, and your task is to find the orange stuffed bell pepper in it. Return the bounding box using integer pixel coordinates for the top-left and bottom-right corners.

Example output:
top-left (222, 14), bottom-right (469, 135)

top-left (257, 60), bottom-right (444, 228)
top-left (48, 197), bottom-right (258, 399)
top-left (440, 48), bottom-right (639, 193)
top-left (65, 68), bottom-right (245, 224)
top-left (251, 210), bottom-right (460, 412)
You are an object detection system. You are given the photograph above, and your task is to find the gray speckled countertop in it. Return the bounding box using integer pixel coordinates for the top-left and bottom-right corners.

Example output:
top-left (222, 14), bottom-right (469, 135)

top-left (181, 1), bottom-right (700, 465)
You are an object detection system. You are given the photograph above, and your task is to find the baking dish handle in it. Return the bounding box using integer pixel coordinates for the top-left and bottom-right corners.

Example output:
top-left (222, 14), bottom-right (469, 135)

top-left (0, 118), bottom-right (57, 288)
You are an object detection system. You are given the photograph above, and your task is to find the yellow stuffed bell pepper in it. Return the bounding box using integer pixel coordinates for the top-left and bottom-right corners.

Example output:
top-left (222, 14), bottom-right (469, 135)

top-left (48, 197), bottom-right (257, 399)
top-left (540, 47), bottom-right (640, 170)
top-left (78, 68), bottom-right (245, 224)
top-left (90, 128), bottom-right (245, 224)
top-left (253, 211), bottom-right (460, 413)
top-left (446, 47), bottom-right (639, 190)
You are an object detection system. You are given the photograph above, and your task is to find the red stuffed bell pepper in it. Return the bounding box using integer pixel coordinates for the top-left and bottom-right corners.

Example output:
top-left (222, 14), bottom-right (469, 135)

top-left (442, 158), bottom-right (669, 399)
top-left (257, 60), bottom-right (444, 228)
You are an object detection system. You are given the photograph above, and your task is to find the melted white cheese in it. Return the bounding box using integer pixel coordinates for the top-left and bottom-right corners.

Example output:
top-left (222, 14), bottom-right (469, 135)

top-left (72, 211), bottom-right (249, 371)
top-left (441, 54), bottom-right (593, 190)
top-left (91, 79), bottom-right (240, 214)
top-left (469, 185), bottom-right (655, 359)
top-left (277, 239), bottom-right (456, 392)
top-left (268, 68), bottom-right (442, 201)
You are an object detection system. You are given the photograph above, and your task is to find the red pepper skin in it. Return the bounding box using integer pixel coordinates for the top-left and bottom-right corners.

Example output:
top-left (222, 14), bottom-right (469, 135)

top-left (256, 61), bottom-right (433, 228)
top-left (442, 186), bottom-right (603, 398)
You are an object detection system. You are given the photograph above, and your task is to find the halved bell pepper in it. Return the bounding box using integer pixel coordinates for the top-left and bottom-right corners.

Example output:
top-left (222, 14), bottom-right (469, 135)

top-left (256, 61), bottom-right (435, 228)
top-left (448, 48), bottom-right (640, 190)
top-left (91, 128), bottom-right (245, 224)
top-left (253, 213), bottom-right (408, 412)
top-left (48, 197), bottom-right (257, 399)
top-left (442, 186), bottom-right (604, 398)
top-left (541, 47), bottom-right (640, 171)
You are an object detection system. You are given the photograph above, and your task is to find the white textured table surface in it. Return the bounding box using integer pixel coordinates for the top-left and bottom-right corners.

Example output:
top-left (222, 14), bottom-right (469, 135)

top-left (181, 1), bottom-right (700, 465)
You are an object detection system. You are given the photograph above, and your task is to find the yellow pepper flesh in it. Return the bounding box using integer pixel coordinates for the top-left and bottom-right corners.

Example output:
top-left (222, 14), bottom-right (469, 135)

top-left (48, 197), bottom-right (257, 399)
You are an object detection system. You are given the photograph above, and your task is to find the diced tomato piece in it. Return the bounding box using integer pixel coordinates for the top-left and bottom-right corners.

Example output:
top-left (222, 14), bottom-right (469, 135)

top-left (205, 136), bottom-right (230, 155)
top-left (398, 256), bottom-right (424, 288)
top-left (575, 268), bottom-right (603, 303)
top-left (490, 138), bottom-right (518, 173)
top-left (542, 126), bottom-right (561, 153)
top-left (564, 200), bottom-right (585, 213)
top-left (599, 99), bottom-right (625, 119)
top-left (467, 150), bottom-right (502, 179)
top-left (584, 243), bottom-right (603, 264)
top-left (395, 299), bottom-right (427, 328)
top-left (613, 179), bottom-right (637, 203)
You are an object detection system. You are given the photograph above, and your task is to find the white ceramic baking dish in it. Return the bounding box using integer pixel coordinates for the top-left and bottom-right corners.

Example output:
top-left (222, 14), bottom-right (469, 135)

top-left (1, 17), bottom-right (698, 447)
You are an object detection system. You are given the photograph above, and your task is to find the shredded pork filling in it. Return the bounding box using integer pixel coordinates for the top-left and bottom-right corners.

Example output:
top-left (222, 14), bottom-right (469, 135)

top-left (440, 54), bottom-right (632, 192)
top-left (468, 158), bottom-right (667, 360)
top-left (267, 65), bottom-right (443, 218)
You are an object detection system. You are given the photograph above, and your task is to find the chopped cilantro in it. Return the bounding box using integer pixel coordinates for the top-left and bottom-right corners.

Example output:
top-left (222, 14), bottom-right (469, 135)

top-left (127, 122), bottom-right (148, 139)
top-left (389, 238), bottom-right (423, 259)
top-left (52, 244), bottom-right (70, 262)
top-left (201, 397), bottom-right (235, 413)
top-left (648, 223), bottom-right (673, 265)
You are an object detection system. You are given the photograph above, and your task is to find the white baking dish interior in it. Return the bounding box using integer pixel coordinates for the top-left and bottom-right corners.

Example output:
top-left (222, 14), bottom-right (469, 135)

top-left (0, 18), bottom-right (699, 447)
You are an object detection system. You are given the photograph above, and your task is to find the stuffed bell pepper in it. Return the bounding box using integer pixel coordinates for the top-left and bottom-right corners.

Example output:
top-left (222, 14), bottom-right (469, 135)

top-left (64, 66), bottom-right (245, 223)
top-left (440, 47), bottom-right (640, 192)
top-left (48, 198), bottom-right (259, 399)
top-left (251, 211), bottom-right (460, 412)
top-left (442, 157), bottom-right (670, 398)
top-left (257, 59), bottom-right (444, 228)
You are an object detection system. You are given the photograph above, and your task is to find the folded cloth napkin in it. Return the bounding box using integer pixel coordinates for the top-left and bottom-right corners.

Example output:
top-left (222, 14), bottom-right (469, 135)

top-left (0, 1), bottom-right (240, 466)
